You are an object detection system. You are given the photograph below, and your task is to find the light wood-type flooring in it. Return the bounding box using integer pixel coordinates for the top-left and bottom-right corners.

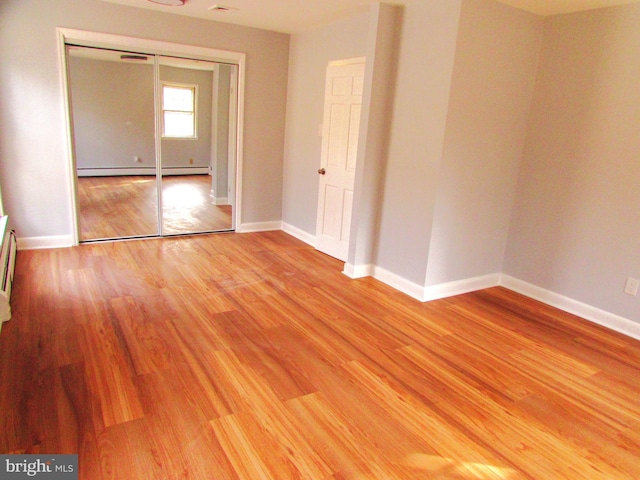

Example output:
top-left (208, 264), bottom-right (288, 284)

top-left (77, 175), bottom-right (232, 241)
top-left (2, 231), bottom-right (640, 479)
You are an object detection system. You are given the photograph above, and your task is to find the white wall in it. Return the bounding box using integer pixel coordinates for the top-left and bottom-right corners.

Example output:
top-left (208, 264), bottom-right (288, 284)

top-left (425, 0), bottom-right (543, 286)
top-left (347, 3), bottom-right (403, 271)
top-left (0, 0), bottom-right (289, 241)
top-left (373, 0), bottom-right (462, 285)
top-left (504, 3), bottom-right (640, 321)
top-left (282, 11), bottom-right (370, 236)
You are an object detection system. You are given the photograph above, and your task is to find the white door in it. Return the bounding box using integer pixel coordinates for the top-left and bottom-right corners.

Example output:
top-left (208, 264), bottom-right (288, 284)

top-left (315, 58), bottom-right (365, 261)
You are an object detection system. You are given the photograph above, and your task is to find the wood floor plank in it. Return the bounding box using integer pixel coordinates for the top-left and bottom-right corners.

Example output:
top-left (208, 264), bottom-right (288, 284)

top-left (80, 319), bottom-right (145, 428)
top-left (2, 232), bottom-right (640, 479)
top-left (110, 296), bottom-right (172, 376)
top-left (398, 345), bottom-right (630, 479)
top-left (285, 392), bottom-right (416, 480)
top-left (211, 349), bottom-right (334, 479)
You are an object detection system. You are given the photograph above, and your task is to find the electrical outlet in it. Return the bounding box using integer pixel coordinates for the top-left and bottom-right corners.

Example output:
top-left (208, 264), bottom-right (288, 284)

top-left (133, 156), bottom-right (141, 163)
top-left (624, 277), bottom-right (639, 296)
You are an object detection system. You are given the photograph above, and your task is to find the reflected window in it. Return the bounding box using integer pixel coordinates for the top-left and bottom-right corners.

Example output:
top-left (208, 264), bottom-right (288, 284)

top-left (162, 83), bottom-right (197, 138)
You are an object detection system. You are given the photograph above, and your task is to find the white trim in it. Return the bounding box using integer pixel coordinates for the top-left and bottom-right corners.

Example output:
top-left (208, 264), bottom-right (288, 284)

top-left (343, 263), bottom-right (373, 279)
top-left (328, 56), bottom-right (366, 67)
top-left (423, 273), bottom-right (501, 302)
top-left (57, 28), bottom-right (244, 63)
top-left (282, 222), bottom-right (316, 246)
top-left (500, 275), bottom-right (640, 341)
top-left (57, 31), bottom-right (80, 246)
top-left (214, 197), bottom-right (229, 205)
top-left (230, 64), bottom-right (242, 231)
top-left (18, 235), bottom-right (74, 250)
top-left (371, 266), bottom-right (425, 301)
top-left (237, 221), bottom-right (282, 233)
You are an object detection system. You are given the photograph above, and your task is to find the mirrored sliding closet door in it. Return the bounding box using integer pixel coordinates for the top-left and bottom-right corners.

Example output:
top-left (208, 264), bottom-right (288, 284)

top-left (67, 46), bottom-right (159, 241)
top-left (66, 46), bottom-right (236, 242)
top-left (159, 56), bottom-right (235, 236)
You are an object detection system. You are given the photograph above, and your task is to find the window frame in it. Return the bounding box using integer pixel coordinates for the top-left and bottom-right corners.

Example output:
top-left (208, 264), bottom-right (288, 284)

top-left (161, 82), bottom-right (198, 140)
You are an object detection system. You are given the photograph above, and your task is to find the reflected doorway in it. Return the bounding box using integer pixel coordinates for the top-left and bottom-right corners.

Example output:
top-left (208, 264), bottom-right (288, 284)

top-left (66, 45), bottom-right (237, 242)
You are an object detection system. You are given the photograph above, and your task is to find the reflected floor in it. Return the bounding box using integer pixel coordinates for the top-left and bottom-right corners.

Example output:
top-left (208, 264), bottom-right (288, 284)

top-left (78, 175), bottom-right (232, 241)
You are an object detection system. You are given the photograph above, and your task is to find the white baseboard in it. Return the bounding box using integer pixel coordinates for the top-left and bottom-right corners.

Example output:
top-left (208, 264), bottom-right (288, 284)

top-left (365, 268), bottom-right (501, 303)
top-left (343, 263), bottom-right (373, 279)
top-left (18, 235), bottom-right (74, 250)
top-left (214, 197), bottom-right (229, 205)
top-left (423, 273), bottom-right (501, 302)
top-left (237, 221), bottom-right (282, 233)
top-left (281, 223), bottom-right (316, 246)
top-left (500, 275), bottom-right (640, 341)
top-left (371, 266), bottom-right (426, 301)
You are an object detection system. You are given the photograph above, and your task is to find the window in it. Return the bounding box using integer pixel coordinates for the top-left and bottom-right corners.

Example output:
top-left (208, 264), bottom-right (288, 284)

top-left (162, 83), bottom-right (197, 138)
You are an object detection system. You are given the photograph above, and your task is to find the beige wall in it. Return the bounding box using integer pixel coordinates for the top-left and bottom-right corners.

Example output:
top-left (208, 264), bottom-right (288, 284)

top-left (0, 0), bottom-right (289, 239)
top-left (504, 3), bottom-right (640, 320)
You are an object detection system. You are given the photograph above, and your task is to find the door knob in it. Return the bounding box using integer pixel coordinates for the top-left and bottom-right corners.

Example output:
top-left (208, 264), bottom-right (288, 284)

top-left (318, 168), bottom-right (326, 175)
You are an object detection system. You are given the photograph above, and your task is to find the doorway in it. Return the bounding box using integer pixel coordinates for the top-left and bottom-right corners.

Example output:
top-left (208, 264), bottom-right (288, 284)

top-left (58, 28), bottom-right (245, 245)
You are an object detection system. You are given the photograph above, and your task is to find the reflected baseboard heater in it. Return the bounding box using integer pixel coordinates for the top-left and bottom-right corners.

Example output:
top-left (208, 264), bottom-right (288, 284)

top-left (0, 216), bottom-right (17, 328)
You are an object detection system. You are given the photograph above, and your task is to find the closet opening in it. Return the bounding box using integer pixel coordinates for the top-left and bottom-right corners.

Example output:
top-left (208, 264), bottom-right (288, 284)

top-left (58, 28), bottom-right (245, 245)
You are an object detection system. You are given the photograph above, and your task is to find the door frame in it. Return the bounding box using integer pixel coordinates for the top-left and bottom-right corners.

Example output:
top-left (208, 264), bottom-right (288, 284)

top-left (56, 28), bottom-right (246, 245)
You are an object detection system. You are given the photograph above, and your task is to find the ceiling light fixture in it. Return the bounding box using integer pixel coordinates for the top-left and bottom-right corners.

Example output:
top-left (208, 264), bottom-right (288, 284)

top-left (148, 0), bottom-right (186, 6)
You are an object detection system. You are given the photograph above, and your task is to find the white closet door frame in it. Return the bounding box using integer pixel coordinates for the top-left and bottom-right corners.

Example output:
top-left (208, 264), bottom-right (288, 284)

top-left (56, 28), bottom-right (246, 245)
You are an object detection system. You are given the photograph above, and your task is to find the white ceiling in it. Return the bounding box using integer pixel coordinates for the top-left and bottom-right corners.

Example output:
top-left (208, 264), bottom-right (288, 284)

top-left (99, 0), bottom-right (640, 34)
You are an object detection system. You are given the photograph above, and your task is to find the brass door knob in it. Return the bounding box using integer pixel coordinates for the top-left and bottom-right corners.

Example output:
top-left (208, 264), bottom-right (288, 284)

top-left (318, 168), bottom-right (326, 175)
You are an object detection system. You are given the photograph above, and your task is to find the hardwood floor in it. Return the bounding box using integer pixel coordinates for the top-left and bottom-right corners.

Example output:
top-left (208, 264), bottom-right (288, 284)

top-left (1, 231), bottom-right (640, 479)
top-left (77, 175), bottom-right (232, 241)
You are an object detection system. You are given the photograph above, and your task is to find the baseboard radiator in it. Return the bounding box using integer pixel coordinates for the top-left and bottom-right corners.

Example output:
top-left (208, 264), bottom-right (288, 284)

top-left (0, 216), bottom-right (17, 327)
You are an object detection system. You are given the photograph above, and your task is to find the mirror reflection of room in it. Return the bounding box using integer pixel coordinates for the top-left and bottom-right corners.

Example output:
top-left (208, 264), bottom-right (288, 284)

top-left (160, 57), bottom-right (233, 236)
top-left (66, 46), bottom-right (234, 242)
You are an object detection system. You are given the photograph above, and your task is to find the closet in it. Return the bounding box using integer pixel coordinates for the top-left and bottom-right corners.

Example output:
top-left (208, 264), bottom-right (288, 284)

top-left (65, 44), bottom-right (238, 242)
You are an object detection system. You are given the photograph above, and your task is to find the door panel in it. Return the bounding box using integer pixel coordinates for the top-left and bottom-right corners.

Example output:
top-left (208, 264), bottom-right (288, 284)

top-left (159, 57), bottom-right (234, 236)
top-left (315, 59), bottom-right (365, 261)
top-left (346, 104), bottom-right (361, 172)
top-left (67, 46), bottom-right (158, 241)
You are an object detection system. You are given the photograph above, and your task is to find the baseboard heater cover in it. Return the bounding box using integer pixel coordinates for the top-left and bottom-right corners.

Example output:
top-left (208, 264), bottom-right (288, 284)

top-left (0, 216), bottom-right (17, 326)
